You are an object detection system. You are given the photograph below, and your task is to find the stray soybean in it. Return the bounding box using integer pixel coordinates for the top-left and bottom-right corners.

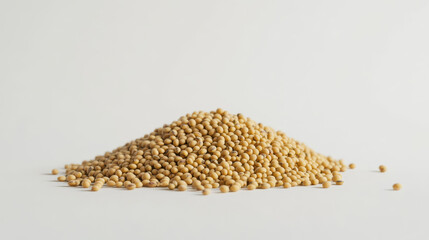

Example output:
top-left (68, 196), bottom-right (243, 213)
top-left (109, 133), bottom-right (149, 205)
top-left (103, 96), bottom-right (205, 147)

top-left (393, 183), bottom-right (402, 191)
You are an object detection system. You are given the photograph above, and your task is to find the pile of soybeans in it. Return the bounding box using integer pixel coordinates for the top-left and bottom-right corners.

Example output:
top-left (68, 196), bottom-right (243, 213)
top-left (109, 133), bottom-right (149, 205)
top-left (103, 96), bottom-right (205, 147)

top-left (54, 109), bottom-right (349, 194)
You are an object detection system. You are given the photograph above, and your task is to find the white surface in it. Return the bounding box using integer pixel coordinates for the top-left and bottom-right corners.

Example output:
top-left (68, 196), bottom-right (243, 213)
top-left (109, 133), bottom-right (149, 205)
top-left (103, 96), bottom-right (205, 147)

top-left (1, 1), bottom-right (429, 239)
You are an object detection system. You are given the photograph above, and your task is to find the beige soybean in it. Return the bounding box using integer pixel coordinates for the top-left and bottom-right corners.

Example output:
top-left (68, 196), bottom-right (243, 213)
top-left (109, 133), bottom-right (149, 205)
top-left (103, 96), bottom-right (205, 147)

top-left (332, 175), bottom-right (342, 182)
top-left (178, 185), bottom-right (187, 191)
top-left (230, 184), bottom-right (240, 192)
top-left (336, 181), bottom-right (344, 185)
top-left (68, 180), bottom-right (78, 187)
top-left (107, 180), bottom-right (116, 187)
top-left (92, 185), bottom-right (101, 191)
top-left (220, 185), bottom-right (229, 193)
top-left (82, 179), bottom-right (91, 188)
top-left (66, 175), bottom-right (76, 181)
top-left (393, 183), bottom-right (402, 191)
top-left (322, 181), bottom-right (331, 188)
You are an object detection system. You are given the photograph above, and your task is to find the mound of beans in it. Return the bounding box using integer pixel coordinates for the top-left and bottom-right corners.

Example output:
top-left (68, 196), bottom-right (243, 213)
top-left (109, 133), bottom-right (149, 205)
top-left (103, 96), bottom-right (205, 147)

top-left (54, 109), bottom-right (351, 194)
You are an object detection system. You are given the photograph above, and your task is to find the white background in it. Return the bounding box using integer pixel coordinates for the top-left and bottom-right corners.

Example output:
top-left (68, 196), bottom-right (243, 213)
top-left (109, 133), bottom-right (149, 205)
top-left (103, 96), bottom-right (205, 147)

top-left (1, 1), bottom-right (429, 239)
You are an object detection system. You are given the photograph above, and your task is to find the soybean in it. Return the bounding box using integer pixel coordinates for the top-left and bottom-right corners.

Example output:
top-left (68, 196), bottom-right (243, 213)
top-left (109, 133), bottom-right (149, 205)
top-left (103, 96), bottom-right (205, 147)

top-left (393, 183), bottom-right (402, 191)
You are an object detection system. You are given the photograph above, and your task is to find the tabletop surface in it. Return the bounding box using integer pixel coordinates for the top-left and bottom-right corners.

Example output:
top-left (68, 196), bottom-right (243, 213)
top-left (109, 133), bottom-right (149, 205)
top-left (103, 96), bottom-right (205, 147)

top-left (1, 1), bottom-right (428, 239)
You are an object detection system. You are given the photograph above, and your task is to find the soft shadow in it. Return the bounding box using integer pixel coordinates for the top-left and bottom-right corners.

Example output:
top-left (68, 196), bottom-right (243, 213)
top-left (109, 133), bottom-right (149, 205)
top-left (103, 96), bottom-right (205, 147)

top-left (158, 188), bottom-right (172, 192)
